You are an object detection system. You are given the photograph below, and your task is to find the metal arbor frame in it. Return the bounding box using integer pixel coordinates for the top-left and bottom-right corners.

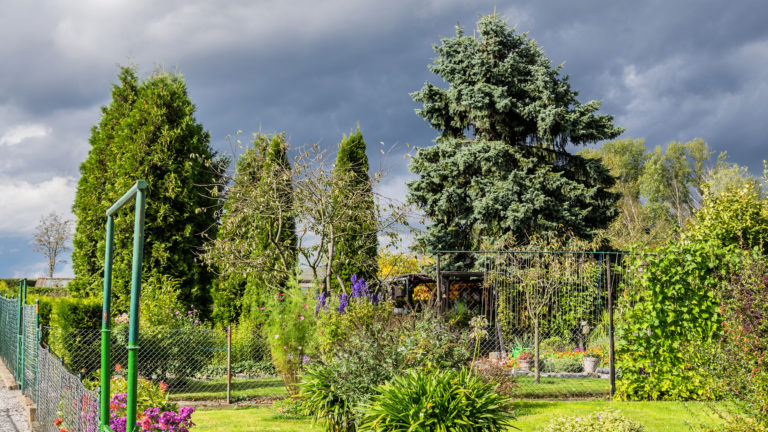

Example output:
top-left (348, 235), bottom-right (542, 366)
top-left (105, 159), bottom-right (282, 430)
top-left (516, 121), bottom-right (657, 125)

top-left (100, 180), bottom-right (148, 432)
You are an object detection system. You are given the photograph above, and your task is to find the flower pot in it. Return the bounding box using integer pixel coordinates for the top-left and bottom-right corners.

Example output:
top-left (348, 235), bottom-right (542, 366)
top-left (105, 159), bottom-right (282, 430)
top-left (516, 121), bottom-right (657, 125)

top-left (583, 356), bottom-right (600, 373)
top-left (517, 358), bottom-right (533, 371)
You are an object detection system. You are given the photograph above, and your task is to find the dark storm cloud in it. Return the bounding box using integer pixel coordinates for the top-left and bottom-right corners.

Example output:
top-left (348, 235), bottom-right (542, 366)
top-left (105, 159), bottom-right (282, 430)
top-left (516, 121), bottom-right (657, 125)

top-left (1, 0), bottom-right (767, 276)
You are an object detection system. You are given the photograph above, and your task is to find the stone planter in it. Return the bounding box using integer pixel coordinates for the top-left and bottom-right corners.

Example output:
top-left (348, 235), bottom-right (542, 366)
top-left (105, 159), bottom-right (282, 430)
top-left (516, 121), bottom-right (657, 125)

top-left (517, 358), bottom-right (533, 371)
top-left (583, 356), bottom-right (600, 374)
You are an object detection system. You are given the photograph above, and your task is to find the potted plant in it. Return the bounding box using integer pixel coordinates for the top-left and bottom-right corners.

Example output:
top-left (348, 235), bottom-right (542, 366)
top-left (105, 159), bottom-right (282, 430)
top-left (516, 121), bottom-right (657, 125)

top-left (516, 351), bottom-right (533, 371)
top-left (583, 347), bottom-right (602, 374)
top-left (393, 298), bottom-right (406, 315)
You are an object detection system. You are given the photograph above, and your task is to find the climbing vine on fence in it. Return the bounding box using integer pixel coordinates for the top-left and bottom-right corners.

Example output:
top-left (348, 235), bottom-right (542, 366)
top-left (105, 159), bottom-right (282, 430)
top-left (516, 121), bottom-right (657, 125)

top-left (616, 241), bottom-right (739, 400)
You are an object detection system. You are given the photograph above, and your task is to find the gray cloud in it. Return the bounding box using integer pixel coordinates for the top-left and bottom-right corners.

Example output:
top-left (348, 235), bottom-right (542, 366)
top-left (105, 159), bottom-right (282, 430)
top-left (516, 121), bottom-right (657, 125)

top-left (1, 0), bottom-right (767, 276)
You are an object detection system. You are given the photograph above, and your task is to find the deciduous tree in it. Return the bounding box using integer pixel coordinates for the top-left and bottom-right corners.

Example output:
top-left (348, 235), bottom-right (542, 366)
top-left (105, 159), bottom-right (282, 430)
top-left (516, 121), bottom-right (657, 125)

top-left (32, 212), bottom-right (74, 277)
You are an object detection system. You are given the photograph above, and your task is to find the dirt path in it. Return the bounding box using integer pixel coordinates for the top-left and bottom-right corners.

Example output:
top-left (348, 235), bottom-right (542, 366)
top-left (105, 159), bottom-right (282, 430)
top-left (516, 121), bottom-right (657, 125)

top-left (0, 361), bottom-right (31, 432)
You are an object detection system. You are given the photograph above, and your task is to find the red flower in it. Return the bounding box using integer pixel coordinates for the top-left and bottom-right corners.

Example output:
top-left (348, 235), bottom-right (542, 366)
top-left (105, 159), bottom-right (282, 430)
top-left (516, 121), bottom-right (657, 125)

top-left (54, 418), bottom-right (63, 426)
top-left (115, 364), bottom-right (122, 372)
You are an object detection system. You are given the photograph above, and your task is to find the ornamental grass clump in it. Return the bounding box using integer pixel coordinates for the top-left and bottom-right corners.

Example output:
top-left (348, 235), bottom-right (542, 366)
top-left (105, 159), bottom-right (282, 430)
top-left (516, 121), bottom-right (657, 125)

top-left (541, 409), bottom-right (644, 432)
top-left (359, 367), bottom-right (514, 432)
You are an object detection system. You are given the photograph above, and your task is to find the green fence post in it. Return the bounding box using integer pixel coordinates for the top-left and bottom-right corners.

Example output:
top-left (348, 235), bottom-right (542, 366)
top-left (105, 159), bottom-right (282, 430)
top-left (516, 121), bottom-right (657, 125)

top-left (16, 280), bottom-right (23, 385)
top-left (125, 183), bottom-right (147, 432)
top-left (20, 279), bottom-right (26, 391)
top-left (100, 215), bottom-right (115, 430)
top-left (35, 299), bottom-right (40, 406)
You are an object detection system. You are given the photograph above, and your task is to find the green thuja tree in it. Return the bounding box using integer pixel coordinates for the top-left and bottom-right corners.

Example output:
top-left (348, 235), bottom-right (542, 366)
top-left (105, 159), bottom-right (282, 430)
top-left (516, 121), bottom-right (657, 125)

top-left (408, 13), bottom-right (622, 269)
top-left (330, 127), bottom-right (378, 292)
top-left (71, 66), bottom-right (222, 313)
top-left (206, 133), bottom-right (298, 324)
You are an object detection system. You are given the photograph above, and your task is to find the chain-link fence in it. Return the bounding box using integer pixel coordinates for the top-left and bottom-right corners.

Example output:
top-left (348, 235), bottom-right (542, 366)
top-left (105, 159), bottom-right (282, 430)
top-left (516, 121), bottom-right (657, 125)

top-left (42, 325), bottom-right (277, 402)
top-left (22, 303), bottom-right (38, 401)
top-left (0, 294), bottom-right (19, 380)
top-left (36, 345), bottom-right (99, 432)
top-left (441, 251), bottom-right (635, 399)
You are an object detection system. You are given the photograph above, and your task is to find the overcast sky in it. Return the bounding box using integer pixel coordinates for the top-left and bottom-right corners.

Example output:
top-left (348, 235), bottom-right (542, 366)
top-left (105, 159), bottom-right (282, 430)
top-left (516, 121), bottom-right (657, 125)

top-left (1, 0), bottom-right (766, 278)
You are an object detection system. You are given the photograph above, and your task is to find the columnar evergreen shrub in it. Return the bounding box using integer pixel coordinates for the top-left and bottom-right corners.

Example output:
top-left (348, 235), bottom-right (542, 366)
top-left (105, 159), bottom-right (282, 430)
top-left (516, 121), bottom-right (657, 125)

top-left (48, 297), bottom-right (102, 375)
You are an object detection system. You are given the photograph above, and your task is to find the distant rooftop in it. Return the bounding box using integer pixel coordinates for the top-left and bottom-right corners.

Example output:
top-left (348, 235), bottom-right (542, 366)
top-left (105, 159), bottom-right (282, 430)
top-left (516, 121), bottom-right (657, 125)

top-left (35, 277), bottom-right (73, 288)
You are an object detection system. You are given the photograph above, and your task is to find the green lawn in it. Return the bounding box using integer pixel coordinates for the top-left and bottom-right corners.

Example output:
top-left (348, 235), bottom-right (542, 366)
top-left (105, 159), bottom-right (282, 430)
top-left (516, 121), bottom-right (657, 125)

top-left (191, 401), bottom-right (733, 431)
top-left (512, 376), bottom-right (609, 399)
top-left (170, 377), bottom-right (287, 401)
top-left (172, 376), bottom-right (605, 402)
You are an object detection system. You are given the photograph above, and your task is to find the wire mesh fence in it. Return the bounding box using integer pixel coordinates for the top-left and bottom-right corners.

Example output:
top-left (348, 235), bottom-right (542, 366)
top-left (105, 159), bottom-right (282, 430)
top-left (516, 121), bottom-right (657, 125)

top-left (0, 294), bottom-right (19, 380)
top-left (22, 303), bottom-right (38, 401)
top-left (450, 251), bottom-right (636, 398)
top-left (36, 345), bottom-right (99, 432)
top-left (41, 325), bottom-right (277, 402)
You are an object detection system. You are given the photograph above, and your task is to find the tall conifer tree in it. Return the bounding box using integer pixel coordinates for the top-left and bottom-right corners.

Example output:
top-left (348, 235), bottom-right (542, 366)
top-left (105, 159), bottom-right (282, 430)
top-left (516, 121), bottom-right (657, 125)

top-left (71, 66), bottom-right (222, 312)
top-left (408, 14), bottom-right (622, 268)
top-left (331, 127), bottom-right (378, 290)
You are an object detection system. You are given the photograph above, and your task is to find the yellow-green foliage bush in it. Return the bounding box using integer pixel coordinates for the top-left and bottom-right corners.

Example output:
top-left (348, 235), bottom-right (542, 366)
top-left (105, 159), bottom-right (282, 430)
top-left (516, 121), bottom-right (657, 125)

top-left (542, 410), bottom-right (644, 432)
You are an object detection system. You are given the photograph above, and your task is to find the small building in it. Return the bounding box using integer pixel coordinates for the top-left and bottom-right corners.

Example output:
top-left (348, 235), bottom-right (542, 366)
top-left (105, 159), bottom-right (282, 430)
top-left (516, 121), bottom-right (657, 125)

top-left (34, 277), bottom-right (73, 288)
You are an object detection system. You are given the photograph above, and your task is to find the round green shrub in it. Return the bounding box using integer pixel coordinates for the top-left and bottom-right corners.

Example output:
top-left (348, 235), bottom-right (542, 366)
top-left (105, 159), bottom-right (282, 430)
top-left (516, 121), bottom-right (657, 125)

top-left (542, 357), bottom-right (583, 373)
top-left (542, 410), bottom-right (645, 432)
top-left (359, 367), bottom-right (515, 432)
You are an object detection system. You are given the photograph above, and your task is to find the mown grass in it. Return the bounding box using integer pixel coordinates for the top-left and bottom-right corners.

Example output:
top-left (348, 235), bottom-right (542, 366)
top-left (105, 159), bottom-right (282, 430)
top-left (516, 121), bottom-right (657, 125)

top-left (172, 375), bottom-right (605, 402)
top-left (170, 377), bottom-right (286, 401)
top-left (512, 376), bottom-right (610, 398)
top-left (191, 400), bottom-right (734, 431)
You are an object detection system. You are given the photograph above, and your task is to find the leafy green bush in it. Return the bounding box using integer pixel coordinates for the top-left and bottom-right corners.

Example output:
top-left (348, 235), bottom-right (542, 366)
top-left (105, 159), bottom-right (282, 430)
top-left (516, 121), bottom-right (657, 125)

top-left (542, 357), bottom-right (583, 373)
top-left (261, 281), bottom-right (316, 396)
top-left (710, 256), bottom-right (768, 427)
top-left (359, 367), bottom-right (514, 432)
top-left (542, 409), bottom-right (644, 432)
top-left (616, 241), bottom-right (735, 400)
top-left (540, 336), bottom-right (569, 353)
top-left (302, 308), bottom-right (471, 431)
top-left (109, 375), bottom-right (177, 414)
top-left (315, 290), bottom-right (392, 358)
top-left (473, 358), bottom-right (517, 397)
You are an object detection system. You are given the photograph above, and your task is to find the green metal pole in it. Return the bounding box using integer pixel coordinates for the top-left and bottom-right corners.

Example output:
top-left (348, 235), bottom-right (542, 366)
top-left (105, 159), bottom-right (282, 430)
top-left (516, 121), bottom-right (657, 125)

top-left (35, 299), bottom-right (40, 406)
top-left (19, 280), bottom-right (26, 391)
top-left (126, 183), bottom-right (147, 432)
top-left (100, 216), bottom-right (116, 431)
top-left (16, 280), bottom-right (22, 383)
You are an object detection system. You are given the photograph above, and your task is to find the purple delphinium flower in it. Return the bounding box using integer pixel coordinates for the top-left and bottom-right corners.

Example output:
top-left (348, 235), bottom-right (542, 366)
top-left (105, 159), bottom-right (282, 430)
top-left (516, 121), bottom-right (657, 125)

top-left (315, 291), bottom-right (327, 313)
top-left (370, 292), bottom-right (379, 305)
top-left (350, 274), bottom-right (370, 299)
top-left (302, 354), bottom-right (312, 364)
top-left (338, 293), bottom-right (348, 313)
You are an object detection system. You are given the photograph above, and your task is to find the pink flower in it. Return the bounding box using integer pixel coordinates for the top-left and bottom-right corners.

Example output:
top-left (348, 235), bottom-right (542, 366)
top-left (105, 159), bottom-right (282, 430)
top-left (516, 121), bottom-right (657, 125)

top-left (298, 315), bottom-right (305, 321)
top-left (274, 334), bottom-right (279, 339)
